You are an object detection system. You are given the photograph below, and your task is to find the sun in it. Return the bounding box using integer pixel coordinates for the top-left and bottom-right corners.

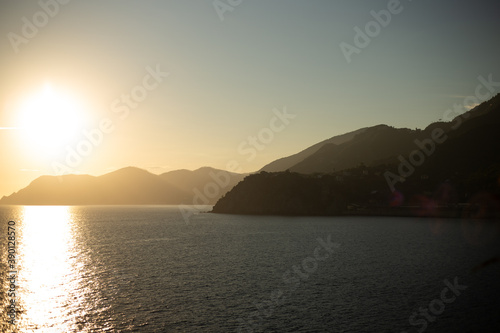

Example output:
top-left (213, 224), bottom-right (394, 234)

top-left (16, 84), bottom-right (89, 157)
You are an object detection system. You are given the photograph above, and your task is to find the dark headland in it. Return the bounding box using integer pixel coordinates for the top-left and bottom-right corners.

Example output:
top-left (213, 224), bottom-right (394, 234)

top-left (212, 93), bottom-right (500, 219)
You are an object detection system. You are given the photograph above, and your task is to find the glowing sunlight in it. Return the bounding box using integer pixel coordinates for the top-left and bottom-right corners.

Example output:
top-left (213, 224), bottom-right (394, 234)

top-left (16, 84), bottom-right (89, 158)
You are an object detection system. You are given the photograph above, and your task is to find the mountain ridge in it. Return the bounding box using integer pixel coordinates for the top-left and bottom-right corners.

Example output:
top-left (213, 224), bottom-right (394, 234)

top-left (4, 93), bottom-right (499, 208)
top-left (0, 166), bottom-right (246, 205)
top-left (259, 126), bottom-right (375, 172)
top-left (212, 93), bottom-right (500, 216)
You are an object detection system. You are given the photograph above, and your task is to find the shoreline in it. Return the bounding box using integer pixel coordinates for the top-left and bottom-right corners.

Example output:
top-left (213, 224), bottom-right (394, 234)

top-left (210, 206), bottom-right (500, 220)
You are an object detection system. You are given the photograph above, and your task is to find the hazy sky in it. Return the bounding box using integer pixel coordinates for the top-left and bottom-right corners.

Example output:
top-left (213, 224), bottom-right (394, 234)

top-left (1, 0), bottom-right (499, 197)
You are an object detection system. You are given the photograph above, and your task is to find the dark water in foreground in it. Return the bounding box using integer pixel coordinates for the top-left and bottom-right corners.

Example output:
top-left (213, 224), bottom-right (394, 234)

top-left (0, 205), bottom-right (499, 332)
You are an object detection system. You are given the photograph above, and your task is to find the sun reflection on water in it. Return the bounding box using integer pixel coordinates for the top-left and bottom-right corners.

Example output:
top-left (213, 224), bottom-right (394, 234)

top-left (17, 206), bottom-right (82, 332)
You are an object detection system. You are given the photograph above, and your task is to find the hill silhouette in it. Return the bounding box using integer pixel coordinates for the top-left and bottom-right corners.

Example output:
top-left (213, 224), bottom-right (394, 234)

top-left (259, 94), bottom-right (500, 176)
top-left (290, 125), bottom-right (416, 174)
top-left (259, 127), bottom-right (370, 172)
top-left (213, 93), bottom-right (500, 217)
top-left (160, 167), bottom-right (245, 199)
top-left (3, 92), bottom-right (499, 211)
top-left (0, 167), bottom-right (245, 205)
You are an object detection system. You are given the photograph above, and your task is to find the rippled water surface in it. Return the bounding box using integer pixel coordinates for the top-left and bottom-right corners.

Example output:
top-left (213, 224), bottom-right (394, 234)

top-left (1, 205), bottom-right (499, 332)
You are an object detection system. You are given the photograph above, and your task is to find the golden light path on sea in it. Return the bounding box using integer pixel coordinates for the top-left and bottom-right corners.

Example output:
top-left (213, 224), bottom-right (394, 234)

top-left (17, 206), bottom-right (80, 332)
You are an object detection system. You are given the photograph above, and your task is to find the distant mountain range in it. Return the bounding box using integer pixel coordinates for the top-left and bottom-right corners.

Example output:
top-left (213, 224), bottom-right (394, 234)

top-left (0, 167), bottom-right (246, 205)
top-left (213, 93), bottom-right (500, 216)
top-left (4, 92), bottom-right (499, 212)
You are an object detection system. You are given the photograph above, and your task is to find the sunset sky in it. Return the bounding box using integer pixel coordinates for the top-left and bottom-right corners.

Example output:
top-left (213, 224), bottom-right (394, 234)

top-left (1, 0), bottom-right (499, 197)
